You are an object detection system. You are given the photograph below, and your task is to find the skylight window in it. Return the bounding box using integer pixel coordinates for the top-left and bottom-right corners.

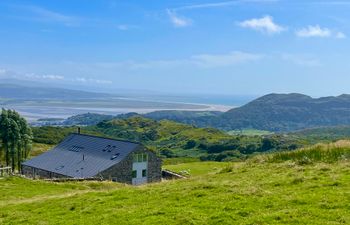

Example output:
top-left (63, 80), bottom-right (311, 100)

top-left (69, 145), bottom-right (84, 152)
top-left (55, 165), bottom-right (64, 170)
top-left (103, 145), bottom-right (112, 152)
top-left (111, 153), bottom-right (120, 160)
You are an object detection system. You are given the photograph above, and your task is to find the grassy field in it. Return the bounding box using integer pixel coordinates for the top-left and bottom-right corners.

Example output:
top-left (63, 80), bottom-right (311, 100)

top-left (227, 129), bottom-right (273, 136)
top-left (1, 144), bottom-right (350, 225)
top-left (30, 143), bottom-right (54, 157)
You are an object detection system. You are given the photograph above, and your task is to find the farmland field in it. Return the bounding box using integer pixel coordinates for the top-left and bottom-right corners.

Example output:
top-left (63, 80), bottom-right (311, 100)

top-left (1, 156), bottom-right (349, 224)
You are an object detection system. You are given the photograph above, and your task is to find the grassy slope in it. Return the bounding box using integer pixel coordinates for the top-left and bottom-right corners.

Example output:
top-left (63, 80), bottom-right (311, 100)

top-left (227, 129), bottom-right (273, 136)
top-left (31, 143), bottom-right (54, 157)
top-left (1, 147), bottom-right (350, 224)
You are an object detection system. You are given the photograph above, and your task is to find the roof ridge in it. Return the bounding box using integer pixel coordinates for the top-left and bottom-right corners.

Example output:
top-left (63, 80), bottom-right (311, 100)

top-left (69, 133), bottom-right (143, 145)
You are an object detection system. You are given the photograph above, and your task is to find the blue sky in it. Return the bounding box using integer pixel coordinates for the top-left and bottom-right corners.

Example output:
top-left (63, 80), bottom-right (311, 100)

top-left (0, 0), bottom-right (350, 96)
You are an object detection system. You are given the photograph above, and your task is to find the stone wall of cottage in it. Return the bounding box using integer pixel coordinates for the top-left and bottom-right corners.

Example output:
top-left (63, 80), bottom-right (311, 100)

top-left (21, 165), bottom-right (69, 179)
top-left (97, 146), bottom-right (162, 184)
top-left (147, 149), bottom-right (162, 183)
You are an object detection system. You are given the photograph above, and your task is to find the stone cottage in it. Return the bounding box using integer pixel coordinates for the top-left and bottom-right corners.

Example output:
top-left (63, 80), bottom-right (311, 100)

top-left (21, 133), bottom-right (162, 185)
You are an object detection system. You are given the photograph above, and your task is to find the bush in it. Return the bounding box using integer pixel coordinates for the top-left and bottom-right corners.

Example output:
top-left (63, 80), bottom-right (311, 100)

top-left (268, 140), bottom-right (350, 164)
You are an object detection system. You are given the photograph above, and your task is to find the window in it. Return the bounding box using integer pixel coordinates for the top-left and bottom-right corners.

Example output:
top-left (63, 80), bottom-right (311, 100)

top-left (142, 169), bottom-right (147, 177)
top-left (111, 153), bottom-right (120, 160)
top-left (138, 154), bottom-right (143, 162)
top-left (102, 145), bottom-right (111, 152)
top-left (69, 146), bottom-right (84, 152)
top-left (132, 170), bottom-right (137, 178)
top-left (55, 165), bottom-right (64, 170)
top-left (143, 154), bottom-right (148, 162)
top-left (133, 153), bottom-right (148, 163)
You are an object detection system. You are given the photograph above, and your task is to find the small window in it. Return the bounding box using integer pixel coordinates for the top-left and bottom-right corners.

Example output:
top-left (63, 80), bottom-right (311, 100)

top-left (132, 170), bottom-right (137, 178)
top-left (69, 145), bottom-right (83, 152)
top-left (111, 153), bottom-right (120, 160)
top-left (55, 165), bottom-right (64, 170)
top-left (138, 154), bottom-right (143, 162)
top-left (133, 153), bottom-right (148, 162)
top-left (143, 154), bottom-right (148, 162)
top-left (142, 169), bottom-right (147, 177)
top-left (103, 145), bottom-right (112, 152)
top-left (133, 154), bottom-right (138, 162)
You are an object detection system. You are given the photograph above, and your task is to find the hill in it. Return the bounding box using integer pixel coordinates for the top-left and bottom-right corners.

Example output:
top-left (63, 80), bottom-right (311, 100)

top-left (112, 93), bottom-right (350, 132)
top-left (1, 144), bottom-right (349, 224)
top-left (31, 116), bottom-right (301, 161)
top-left (291, 125), bottom-right (350, 142)
top-left (220, 93), bottom-right (350, 131)
top-left (0, 83), bottom-right (113, 100)
top-left (144, 110), bottom-right (223, 127)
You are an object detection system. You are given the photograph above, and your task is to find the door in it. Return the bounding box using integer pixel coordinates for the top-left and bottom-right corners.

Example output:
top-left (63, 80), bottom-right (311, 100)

top-left (132, 153), bottom-right (148, 185)
top-left (132, 162), bottom-right (147, 185)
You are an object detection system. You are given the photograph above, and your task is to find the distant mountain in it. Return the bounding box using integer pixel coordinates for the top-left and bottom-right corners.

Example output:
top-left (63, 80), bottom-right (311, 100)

top-left (0, 83), bottom-right (113, 100)
top-left (220, 93), bottom-right (350, 131)
top-left (144, 110), bottom-right (223, 126)
top-left (126, 93), bottom-right (350, 132)
top-left (30, 93), bottom-right (350, 132)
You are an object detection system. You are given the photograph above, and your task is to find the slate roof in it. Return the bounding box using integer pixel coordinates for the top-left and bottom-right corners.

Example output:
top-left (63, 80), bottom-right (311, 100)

top-left (22, 133), bottom-right (142, 178)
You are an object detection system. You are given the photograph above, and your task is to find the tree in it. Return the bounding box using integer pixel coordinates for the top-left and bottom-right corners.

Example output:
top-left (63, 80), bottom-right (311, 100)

top-left (184, 140), bottom-right (197, 149)
top-left (8, 117), bottom-right (20, 170)
top-left (0, 109), bottom-right (11, 166)
top-left (0, 109), bottom-right (32, 171)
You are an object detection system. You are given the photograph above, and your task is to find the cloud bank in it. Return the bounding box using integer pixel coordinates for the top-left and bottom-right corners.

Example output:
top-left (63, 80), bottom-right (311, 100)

top-left (296, 25), bottom-right (346, 39)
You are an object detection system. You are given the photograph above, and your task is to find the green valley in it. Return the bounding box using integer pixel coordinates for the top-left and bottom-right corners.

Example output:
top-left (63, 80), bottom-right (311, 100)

top-left (1, 143), bottom-right (349, 224)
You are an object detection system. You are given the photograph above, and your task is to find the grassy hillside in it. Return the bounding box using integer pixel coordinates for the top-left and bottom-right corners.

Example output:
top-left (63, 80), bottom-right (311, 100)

top-left (99, 93), bottom-right (350, 132)
top-left (227, 129), bottom-right (273, 136)
top-left (1, 144), bottom-right (349, 224)
top-left (266, 140), bottom-right (350, 163)
top-left (291, 125), bottom-right (350, 142)
top-left (220, 93), bottom-right (350, 131)
top-left (31, 117), bottom-right (350, 162)
top-left (86, 116), bottom-right (301, 160)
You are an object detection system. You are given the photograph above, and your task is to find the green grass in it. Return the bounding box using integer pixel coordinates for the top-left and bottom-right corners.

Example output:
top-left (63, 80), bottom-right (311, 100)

top-left (162, 157), bottom-right (200, 165)
top-left (0, 177), bottom-right (121, 203)
top-left (1, 156), bottom-right (349, 224)
top-left (30, 143), bottom-right (54, 157)
top-left (227, 129), bottom-right (273, 136)
top-left (165, 161), bottom-right (231, 176)
top-left (265, 140), bottom-right (350, 164)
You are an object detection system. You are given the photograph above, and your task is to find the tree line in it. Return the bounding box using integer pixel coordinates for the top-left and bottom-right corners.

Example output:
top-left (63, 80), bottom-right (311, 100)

top-left (0, 109), bottom-right (33, 172)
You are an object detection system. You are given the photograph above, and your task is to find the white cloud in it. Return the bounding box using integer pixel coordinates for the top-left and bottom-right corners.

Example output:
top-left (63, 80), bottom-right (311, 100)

top-left (310, 1), bottom-right (350, 6)
top-left (166, 9), bottom-right (192, 27)
top-left (238, 15), bottom-right (285, 34)
top-left (25, 73), bottom-right (65, 80)
top-left (116, 24), bottom-right (138, 31)
top-left (75, 77), bottom-right (112, 84)
top-left (117, 25), bottom-right (129, 30)
top-left (93, 51), bottom-right (263, 70)
top-left (296, 25), bottom-right (331, 38)
top-left (191, 51), bottom-right (263, 67)
top-left (336, 32), bottom-right (346, 39)
top-left (13, 5), bottom-right (81, 26)
top-left (44, 75), bottom-right (64, 80)
top-left (0, 69), bottom-right (8, 75)
top-left (282, 54), bottom-right (321, 67)
top-left (296, 25), bottom-right (346, 39)
top-left (174, 0), bottom-right (278, 10)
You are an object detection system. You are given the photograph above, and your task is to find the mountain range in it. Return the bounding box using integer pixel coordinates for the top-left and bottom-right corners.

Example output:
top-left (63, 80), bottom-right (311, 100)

top-left (63, 93), bottom-right (350, 132)
top-left (219, 93), bottom-right (350, 131)
top-left (4, 84), bottom-right (350, 132)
